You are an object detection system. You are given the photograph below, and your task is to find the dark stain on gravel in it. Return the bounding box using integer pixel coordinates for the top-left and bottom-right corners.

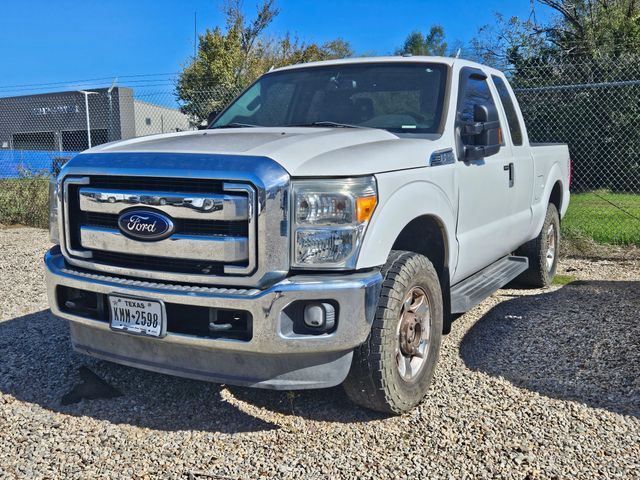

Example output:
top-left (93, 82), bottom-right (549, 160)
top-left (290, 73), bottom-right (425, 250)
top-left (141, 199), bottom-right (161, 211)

top-left (460, 280), bottom-right (640, 417)
top-left (61, 366), bottom-right (123, 405)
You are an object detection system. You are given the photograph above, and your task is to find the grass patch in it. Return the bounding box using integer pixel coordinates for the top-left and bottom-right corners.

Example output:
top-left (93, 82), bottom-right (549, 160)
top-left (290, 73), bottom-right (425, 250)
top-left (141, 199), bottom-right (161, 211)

top-left (562, 191), bottom-right (640, 246)
top-left (0, 174), bottom-right (50, 229)
top-left (552, 274), bottom-right (576, 286)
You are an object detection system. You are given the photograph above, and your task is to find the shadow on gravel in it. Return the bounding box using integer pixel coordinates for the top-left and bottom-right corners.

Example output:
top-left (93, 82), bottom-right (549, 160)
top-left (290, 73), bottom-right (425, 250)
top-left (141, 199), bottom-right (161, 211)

top-left (460, 280), bottom-right (640, 418)
top-left (225, 384), bottom-right (387, 423)
top-left (0, 310), bottom-right (380, 432)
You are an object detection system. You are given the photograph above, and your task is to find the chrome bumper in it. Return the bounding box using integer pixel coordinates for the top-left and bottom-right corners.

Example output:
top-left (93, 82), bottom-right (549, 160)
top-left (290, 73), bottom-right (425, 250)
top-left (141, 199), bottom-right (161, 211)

top-left (45, 248), bottom-right (382, 389)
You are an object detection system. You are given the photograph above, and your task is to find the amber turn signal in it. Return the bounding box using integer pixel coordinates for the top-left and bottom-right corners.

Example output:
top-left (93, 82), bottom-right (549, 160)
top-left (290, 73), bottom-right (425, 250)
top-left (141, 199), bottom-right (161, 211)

top-left (356, 195), bottom-right (377, 223)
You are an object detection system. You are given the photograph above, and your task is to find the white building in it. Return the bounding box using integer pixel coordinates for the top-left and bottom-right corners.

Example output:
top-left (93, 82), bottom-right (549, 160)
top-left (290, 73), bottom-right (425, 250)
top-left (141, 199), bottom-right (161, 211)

top-left (133, 99), bottom-right (191, 137)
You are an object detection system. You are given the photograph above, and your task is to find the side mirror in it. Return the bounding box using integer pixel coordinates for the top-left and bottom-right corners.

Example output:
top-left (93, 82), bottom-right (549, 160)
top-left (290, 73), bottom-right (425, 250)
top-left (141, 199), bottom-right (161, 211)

top-left (462, 104), bottom-right (501, 161)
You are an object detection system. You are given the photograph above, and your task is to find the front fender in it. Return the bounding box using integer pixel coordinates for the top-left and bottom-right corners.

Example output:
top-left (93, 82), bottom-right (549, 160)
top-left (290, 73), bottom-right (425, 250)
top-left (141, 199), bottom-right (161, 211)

top-left (357, 172), bottom-right (458, 271)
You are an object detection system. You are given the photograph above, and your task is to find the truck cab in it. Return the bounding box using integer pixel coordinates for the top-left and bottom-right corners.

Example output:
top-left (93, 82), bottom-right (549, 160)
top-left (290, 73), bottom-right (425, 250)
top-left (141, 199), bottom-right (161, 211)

top-left (45, 56), bottom-right (570, 413)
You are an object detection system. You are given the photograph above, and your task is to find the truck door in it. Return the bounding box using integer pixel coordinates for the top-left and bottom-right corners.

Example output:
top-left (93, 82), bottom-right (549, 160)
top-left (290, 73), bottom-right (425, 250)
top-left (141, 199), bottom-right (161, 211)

top-left (452, 68), bottom-right (513, 283)
top-left (491, 75), bottom-right (535, 251)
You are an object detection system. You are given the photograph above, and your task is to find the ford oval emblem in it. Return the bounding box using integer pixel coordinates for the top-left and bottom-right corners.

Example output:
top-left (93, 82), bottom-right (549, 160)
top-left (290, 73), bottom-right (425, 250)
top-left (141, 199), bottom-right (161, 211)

top-left (117, 210), bottom-right (175, 241)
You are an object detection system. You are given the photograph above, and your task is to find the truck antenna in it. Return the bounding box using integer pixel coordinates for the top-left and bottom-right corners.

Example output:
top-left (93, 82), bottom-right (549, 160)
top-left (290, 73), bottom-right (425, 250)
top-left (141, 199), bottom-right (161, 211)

top-left (455, 48), bottom-right (461, 59)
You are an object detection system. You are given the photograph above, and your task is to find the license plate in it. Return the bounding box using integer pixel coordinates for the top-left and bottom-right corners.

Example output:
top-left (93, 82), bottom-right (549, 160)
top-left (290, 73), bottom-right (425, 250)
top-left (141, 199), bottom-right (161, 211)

top-left (108, 294), bottom-right (166, 338)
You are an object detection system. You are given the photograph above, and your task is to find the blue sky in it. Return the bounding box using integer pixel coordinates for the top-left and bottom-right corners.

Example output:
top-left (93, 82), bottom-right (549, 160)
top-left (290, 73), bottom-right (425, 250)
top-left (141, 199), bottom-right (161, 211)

top-left (0, 0), bottom-right (549, 95)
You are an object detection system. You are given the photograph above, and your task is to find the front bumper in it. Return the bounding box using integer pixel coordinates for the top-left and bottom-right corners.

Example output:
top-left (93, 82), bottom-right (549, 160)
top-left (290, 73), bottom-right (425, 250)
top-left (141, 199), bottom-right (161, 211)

top-left (45, 247), bottom-right (382, 389)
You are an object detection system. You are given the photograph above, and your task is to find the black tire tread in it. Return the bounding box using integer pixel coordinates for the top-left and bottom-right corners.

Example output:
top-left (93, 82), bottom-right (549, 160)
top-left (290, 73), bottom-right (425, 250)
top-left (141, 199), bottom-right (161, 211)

top-left (343, 250), bottom-right (442, 414)
top-left (515, 203), bottom-right (560, 288)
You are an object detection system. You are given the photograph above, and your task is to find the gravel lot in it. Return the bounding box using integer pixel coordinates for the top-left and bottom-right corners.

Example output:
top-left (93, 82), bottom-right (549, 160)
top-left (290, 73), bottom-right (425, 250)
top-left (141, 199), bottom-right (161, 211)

top-left (1, 227), bottom-right (638, 479)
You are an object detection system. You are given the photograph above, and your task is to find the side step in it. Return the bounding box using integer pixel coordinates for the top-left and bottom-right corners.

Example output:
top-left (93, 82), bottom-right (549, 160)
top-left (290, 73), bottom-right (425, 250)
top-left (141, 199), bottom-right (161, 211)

top-left (450, 255), bottom-right (529, 314)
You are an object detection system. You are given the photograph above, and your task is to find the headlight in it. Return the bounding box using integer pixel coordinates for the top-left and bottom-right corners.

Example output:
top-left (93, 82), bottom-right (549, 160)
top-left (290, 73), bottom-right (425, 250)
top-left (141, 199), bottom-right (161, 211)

top-left (292, 177), bottom-right (377, 269)
top-left (49, 177), bottom-right (59, 244)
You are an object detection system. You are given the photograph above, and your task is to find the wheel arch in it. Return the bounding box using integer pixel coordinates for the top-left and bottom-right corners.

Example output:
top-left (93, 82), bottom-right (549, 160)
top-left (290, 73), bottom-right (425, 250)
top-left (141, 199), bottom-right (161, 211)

top-left (357, 180), bottom-right (457, 334)
top-left (549, 180), bottom-right (563, 214)
top-left (528, 164), bottom-right (566, 241)
top-left (391, 215), bottom-right (448, 279)
top-left (357, 180), bottom-right (457, 273)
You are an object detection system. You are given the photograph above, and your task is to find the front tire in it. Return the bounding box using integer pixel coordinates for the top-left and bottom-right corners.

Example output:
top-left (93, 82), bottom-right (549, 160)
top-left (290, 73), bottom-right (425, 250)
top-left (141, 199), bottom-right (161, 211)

top-left (343, 251), bottom-right (443, 414)
top-left (515, 203), bottom-right (560, 288)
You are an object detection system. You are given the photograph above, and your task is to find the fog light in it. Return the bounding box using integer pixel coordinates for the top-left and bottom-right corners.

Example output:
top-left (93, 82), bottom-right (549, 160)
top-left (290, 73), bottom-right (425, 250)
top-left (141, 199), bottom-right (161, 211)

top-left (303, 303), bottom-right (336, 330)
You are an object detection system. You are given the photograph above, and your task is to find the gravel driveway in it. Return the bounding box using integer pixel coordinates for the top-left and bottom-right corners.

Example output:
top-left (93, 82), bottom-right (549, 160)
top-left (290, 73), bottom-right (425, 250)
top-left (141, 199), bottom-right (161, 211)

top-left (1, 227), bottom-right (638, 479)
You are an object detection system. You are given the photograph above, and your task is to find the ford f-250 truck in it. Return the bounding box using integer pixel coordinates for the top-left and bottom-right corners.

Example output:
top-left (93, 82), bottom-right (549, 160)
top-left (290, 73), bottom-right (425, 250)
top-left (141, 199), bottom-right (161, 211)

top-left (45, 56), bottom-right (570, 413)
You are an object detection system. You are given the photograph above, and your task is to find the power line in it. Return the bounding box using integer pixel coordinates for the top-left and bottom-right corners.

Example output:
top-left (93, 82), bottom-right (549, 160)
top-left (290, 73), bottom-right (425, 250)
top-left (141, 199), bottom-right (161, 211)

top-left (0, 72), bottom-right (180, 90)
top-left (0, 81), bottom-right (180, 96)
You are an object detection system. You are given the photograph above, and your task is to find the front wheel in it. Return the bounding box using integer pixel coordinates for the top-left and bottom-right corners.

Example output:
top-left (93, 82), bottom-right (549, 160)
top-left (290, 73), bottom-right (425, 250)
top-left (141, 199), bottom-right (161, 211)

top-left (515, 203), bottom-right (560, 288)
top-left (343, 251), bottom-right (443, 414)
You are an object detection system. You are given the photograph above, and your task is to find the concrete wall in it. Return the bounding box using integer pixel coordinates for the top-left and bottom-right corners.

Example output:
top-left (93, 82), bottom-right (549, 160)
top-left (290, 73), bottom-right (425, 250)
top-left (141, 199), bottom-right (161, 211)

top-left (133, 100), bottom-right (191, 137)
top-left (117, 88), bottom-right (136, 140)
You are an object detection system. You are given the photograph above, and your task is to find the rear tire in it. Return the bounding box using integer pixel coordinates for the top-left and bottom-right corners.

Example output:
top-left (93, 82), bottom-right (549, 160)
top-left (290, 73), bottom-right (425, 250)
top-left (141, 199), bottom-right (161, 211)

top-left (515, 203), bottom-right (560, 288)
top-left (343, 251), bottom-right (443, 414)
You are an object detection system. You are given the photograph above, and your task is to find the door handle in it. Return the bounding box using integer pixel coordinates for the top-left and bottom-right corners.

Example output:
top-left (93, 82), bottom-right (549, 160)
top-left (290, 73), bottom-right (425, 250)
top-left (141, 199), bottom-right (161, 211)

top-left (503, 162), bottom-right (514, 187)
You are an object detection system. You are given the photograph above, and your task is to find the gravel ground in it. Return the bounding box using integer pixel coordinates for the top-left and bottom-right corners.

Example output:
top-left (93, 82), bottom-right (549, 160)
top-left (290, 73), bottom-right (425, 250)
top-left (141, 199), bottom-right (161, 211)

top-left (0, 227), bottom-right (638, 479)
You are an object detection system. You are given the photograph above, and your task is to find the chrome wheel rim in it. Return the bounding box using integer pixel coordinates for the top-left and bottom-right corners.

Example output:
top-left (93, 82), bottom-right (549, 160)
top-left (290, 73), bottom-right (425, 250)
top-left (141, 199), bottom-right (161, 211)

top-left (396, 286), bottom-right (431, 382)
top-left (546, 223), bottom-right (556, 272)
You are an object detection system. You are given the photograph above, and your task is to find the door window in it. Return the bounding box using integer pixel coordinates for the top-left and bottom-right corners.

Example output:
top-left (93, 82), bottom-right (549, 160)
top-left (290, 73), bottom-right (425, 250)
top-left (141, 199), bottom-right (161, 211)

top-left (457, 72), bottom-right (501, 148)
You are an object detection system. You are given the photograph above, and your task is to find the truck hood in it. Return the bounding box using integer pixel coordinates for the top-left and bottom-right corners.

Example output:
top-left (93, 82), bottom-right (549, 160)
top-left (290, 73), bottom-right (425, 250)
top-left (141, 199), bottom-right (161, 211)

top-left (87, 127), bottom-right (444, 176)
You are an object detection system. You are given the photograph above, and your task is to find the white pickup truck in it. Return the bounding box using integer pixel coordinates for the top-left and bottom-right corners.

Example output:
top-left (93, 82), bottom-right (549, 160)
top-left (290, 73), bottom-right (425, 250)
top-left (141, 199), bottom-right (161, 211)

top-left (46, 56), bottom-right (570, 413)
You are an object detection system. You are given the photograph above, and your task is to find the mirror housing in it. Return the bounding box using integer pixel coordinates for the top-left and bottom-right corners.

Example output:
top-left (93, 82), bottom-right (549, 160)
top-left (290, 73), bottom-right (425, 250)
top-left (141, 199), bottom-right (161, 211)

top-left (207, 110), bottom-right (220, 125)
top-left (463, 104), bottom-right (501, 161)
top-left (198, 109), bottom-right (220, 130)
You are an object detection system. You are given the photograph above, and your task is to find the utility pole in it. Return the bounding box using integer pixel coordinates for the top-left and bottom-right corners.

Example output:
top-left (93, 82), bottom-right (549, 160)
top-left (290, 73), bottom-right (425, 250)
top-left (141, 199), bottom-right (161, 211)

top-left (194, 12), bottom-right (197, 58)
top-left (78, 90), bottom-right (98, 148)
top-left (107, 78), bottom-right (118, 143)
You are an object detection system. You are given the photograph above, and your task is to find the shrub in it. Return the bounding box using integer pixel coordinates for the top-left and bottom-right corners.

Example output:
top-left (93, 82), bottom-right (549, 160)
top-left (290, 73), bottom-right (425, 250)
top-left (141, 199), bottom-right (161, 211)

top-left (0, 169), bottom-right (50, 229)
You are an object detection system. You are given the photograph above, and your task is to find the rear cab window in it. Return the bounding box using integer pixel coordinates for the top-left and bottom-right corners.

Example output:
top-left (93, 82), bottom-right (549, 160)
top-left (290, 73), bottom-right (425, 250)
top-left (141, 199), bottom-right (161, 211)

top-left (491, 75), bottom-right (524, 146)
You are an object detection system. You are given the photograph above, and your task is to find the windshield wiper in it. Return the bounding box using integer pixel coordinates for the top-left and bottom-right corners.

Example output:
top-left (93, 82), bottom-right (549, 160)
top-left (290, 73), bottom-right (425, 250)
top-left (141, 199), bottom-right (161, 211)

top-left (210, 122), bottom-right (258, 129)
top-left (288, 121), bottom-right (369, 129)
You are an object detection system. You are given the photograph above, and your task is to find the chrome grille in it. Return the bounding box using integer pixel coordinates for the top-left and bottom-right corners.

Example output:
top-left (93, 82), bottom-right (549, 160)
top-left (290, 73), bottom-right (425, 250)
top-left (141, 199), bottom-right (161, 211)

top-left (62, 176), bottom-right (256, 279)
top-left (56, 152), bottom-right (291, 288)
top-left (85, 175), bottom-right (227, 193)
top-left (89, 250), bottom-right (228, 275)
top-left (80, 211), bottom-right (249, 237)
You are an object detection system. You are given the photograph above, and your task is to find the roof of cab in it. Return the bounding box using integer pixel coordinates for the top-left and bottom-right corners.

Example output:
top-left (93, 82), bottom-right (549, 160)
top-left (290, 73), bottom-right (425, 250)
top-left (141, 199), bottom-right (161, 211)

top-left (269, 55), bottom-right (504, 76)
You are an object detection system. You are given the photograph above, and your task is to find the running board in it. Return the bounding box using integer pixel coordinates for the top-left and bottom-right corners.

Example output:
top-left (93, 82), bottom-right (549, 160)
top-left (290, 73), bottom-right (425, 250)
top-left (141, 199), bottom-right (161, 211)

top-left (450, 256), bottom-right (529, 314)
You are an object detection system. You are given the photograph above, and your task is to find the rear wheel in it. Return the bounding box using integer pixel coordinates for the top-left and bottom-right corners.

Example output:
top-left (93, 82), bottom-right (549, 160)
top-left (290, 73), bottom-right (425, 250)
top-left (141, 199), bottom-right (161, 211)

top-left (515, 203), bottom-right (560, 288)
top-left (343, 251), bottom-right (443, 414)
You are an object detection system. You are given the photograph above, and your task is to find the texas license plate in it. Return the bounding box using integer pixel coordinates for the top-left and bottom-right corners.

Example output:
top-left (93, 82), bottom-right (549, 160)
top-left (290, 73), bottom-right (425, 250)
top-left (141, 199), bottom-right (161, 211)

top-left (108, 294), bottom-right (166, 337)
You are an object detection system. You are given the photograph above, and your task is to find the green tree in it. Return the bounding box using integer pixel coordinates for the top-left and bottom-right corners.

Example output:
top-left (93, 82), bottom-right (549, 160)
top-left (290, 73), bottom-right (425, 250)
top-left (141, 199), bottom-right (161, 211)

top-left (469, 1), bottom-right (640, 193)
top-left (396, 25), bottom-right (448, 56)
top-left (536, 0), bottom-right (640, 57)
top-left (471, 0), bottom-right (640, 66)
top-left (176, 0), bottom-right (353, 124)
top-left (470, 13), bottom-right (549, 69)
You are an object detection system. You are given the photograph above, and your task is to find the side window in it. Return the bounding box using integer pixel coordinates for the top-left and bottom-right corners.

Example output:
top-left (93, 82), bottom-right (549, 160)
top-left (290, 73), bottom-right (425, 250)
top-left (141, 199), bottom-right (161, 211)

top-left (458, 75), bottom-right (497, 123)
top-left (492, 76), bottom-right (523, 146)
top-left (457, 73), bottom-right (500, 146)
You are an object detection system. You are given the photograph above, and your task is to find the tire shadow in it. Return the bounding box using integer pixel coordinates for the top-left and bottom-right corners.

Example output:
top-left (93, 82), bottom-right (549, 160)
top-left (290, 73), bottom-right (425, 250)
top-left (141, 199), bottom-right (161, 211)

top-left (0, 310), bottom-right (380, 432)
top-left (460, 280), bottom-right (640, 417)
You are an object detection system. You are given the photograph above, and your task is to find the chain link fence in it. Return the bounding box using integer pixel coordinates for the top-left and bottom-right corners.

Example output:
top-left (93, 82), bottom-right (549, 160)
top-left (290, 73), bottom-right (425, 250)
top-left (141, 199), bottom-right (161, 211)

top-left (509, 53), bottom-right (640, 246)
top-left (0, 55), bottom-right (638, 245)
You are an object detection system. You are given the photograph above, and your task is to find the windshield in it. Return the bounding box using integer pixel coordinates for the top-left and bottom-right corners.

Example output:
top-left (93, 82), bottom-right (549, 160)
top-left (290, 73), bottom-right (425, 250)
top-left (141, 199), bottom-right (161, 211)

top-left (211, 62), bottom-right (449, 134)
